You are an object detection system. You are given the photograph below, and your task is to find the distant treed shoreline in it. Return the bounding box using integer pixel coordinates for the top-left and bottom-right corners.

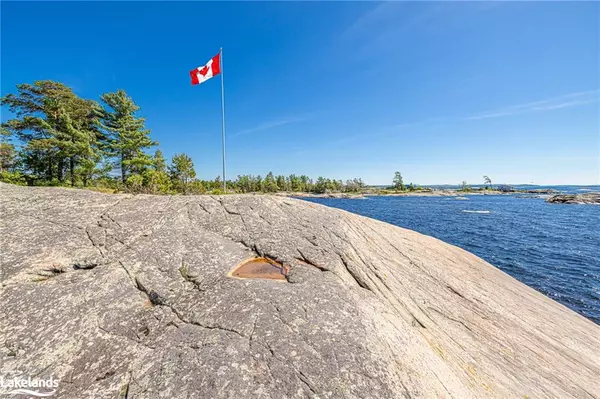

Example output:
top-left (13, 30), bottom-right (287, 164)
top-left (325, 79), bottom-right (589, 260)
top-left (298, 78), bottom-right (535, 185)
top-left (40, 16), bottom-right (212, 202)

top-left (1, 79), bottom-right (506, 196)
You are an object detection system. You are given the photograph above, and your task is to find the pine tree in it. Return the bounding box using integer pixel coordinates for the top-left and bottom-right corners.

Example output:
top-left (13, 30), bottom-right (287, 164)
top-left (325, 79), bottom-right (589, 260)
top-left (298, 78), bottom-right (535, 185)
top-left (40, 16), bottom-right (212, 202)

top-left (314, 177), bottom-right (328, 193)
top-left (393, 171), bottom-right (404, 190)
top-left (299, 175), bottom-right (311, 192)
top-left (169, 153), bottom-right (196, 194)
top-left (0, 126), bottom-right (17, 173)
top-left (276, 175), bottom-right (286, 191)
top-left (255, 175), bottom-right (263, 192)
top-left (99, 89), bottom-right (155, 184)
top-left (1, 80), bottom-right (101, 185)
top-left (288, 174), bottom-right (300, 191)
top-left (483, 175), bottom-right (492, 190)
top-left (237, 175), bottom-right (252, 193)
top-left (152, 150), bottom-right (167, 172)
top-left (144, 150), bottom-right (170, 194)
top-left (264, 172), bottom-right (278, 192)
top-left (49, 98), bottom-right (102, 186)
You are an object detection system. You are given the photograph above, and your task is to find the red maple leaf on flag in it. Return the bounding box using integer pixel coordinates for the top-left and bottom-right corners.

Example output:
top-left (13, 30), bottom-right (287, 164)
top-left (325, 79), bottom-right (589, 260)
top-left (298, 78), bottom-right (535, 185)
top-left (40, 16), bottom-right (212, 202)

top-left (190, 53), bottom-right (221, 85)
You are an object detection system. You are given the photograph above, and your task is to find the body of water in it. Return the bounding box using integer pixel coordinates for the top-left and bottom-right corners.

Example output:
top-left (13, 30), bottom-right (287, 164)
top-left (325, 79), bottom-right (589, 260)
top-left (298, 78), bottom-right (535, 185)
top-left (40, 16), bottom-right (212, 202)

top-left (303, 190), bottom-right (600, 324)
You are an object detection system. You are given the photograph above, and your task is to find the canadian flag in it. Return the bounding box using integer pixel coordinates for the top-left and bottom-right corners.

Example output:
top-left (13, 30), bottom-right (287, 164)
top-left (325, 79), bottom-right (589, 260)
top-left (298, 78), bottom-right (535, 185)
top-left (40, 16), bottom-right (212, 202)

top-left (190, 53), bottom-right (221, 85)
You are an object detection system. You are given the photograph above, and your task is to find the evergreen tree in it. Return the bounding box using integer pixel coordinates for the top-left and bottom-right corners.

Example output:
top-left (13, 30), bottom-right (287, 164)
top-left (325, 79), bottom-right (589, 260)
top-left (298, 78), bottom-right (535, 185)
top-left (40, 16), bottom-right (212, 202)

top-left (153, 149), bottom-right (167, 172)
top-left (50, 98), bottom-right (102, 186)
top-left (144, 150), bottom-right (170, 194)
top-left (299, 175), bottom-right (311, 192)
top-left (237, 175), bottom-right (252, 193)
top-left (483, 175), bottom-right (492, 190)
top-left (0, 126), bottom-right (17, 173)
top-left (169, 153), bottom-right (196, 194)
top-left (276, 175), bottom-right (286, 191)
top-left (255, 175), bottom-right (263, 192)
top-left (264, 172), bottom-right (278, 192)
top-left (1, 80), bottom-right (101, 185)
top-left (393, 171), bottom-right (404, 190)
top-left (333, 179), bottom-right (343, 192)
top-left (314, 177), bottom-right (328, 193)
top-left (99, 89), bottom-right (155, 184)
top-left (288, 174), bottom-right (300, 191)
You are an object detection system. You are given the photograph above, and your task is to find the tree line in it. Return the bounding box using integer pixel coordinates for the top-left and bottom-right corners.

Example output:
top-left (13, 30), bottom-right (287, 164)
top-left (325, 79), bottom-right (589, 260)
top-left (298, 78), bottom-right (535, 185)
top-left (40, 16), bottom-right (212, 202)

top-left (0, 80), bottom-right (367, 195)
top-left (234, 174), bottom-right (365, 194)
top-left (1, 80), bottom-right (497, 195)
top-left (391, 171), bottom-right (495, 192)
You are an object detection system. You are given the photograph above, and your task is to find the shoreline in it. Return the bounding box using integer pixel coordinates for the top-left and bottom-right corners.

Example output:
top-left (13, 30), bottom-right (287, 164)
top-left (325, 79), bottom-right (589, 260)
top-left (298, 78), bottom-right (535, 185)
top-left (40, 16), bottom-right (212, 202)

top-left (281, 190), bottom-right (600, 205)
top-left (278, 189), bottom-right (558, 199)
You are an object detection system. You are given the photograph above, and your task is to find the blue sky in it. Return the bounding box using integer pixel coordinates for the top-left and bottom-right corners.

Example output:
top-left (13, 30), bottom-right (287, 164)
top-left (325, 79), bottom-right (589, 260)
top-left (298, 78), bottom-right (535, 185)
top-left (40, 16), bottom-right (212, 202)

top-left (1, 1), bottom-right (598, 185)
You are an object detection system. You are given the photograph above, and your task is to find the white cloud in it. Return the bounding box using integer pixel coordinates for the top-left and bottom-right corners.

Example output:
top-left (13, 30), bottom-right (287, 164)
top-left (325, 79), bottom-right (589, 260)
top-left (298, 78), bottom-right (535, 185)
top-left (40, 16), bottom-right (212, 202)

top-left (234, 117), bottom-right (307, 137)
top-left (341, 3), bottom-right (407, 40)
top-left (463, 90), bottom-right (599, 120)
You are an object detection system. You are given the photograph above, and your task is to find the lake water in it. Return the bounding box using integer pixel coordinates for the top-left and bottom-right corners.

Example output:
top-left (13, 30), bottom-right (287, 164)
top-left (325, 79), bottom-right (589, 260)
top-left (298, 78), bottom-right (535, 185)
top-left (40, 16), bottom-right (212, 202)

top-left (303, 191), bottom-right (600, 324)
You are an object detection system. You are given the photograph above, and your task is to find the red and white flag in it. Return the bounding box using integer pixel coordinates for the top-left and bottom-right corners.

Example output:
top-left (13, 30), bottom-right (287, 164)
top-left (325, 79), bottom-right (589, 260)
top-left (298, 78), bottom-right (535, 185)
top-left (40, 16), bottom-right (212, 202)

top-left (190, 53), bottom-right (221, 85)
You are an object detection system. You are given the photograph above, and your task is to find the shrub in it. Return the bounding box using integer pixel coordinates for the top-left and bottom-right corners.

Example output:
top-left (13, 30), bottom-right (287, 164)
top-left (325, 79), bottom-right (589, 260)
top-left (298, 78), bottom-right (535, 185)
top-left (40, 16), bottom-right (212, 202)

top-left (0, 171), bottom-right (26, 185)
top-left (125, 174), bottom-right (144, 193)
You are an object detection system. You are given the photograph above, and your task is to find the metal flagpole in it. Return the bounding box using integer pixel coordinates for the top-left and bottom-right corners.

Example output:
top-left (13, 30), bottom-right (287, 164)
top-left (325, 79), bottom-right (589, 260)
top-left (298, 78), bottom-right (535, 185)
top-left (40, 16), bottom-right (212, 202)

top-left (219, 47), bottom-right (227, 192)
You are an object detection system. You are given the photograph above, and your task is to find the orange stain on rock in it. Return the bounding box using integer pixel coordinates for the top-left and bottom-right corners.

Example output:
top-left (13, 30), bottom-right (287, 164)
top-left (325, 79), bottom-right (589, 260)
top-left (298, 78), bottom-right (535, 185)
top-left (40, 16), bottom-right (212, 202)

top-left (229, 257), bottom-right (288, 281)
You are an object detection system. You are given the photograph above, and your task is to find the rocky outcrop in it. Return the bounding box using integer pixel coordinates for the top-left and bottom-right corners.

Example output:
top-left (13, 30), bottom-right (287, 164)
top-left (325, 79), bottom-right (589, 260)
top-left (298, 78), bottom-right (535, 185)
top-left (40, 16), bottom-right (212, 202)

top-left (1, 183), bottom-right (599, 398)
top-left (521, 189), bottom-right (559, 194)
top-left (546, 193), bottom-right (600, 204)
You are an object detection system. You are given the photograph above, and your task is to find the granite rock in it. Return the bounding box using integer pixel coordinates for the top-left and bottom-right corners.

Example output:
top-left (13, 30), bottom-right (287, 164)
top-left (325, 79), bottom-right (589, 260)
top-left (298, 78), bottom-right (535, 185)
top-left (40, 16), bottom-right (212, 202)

top-left (1, 183), bottom-right (599, 398)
